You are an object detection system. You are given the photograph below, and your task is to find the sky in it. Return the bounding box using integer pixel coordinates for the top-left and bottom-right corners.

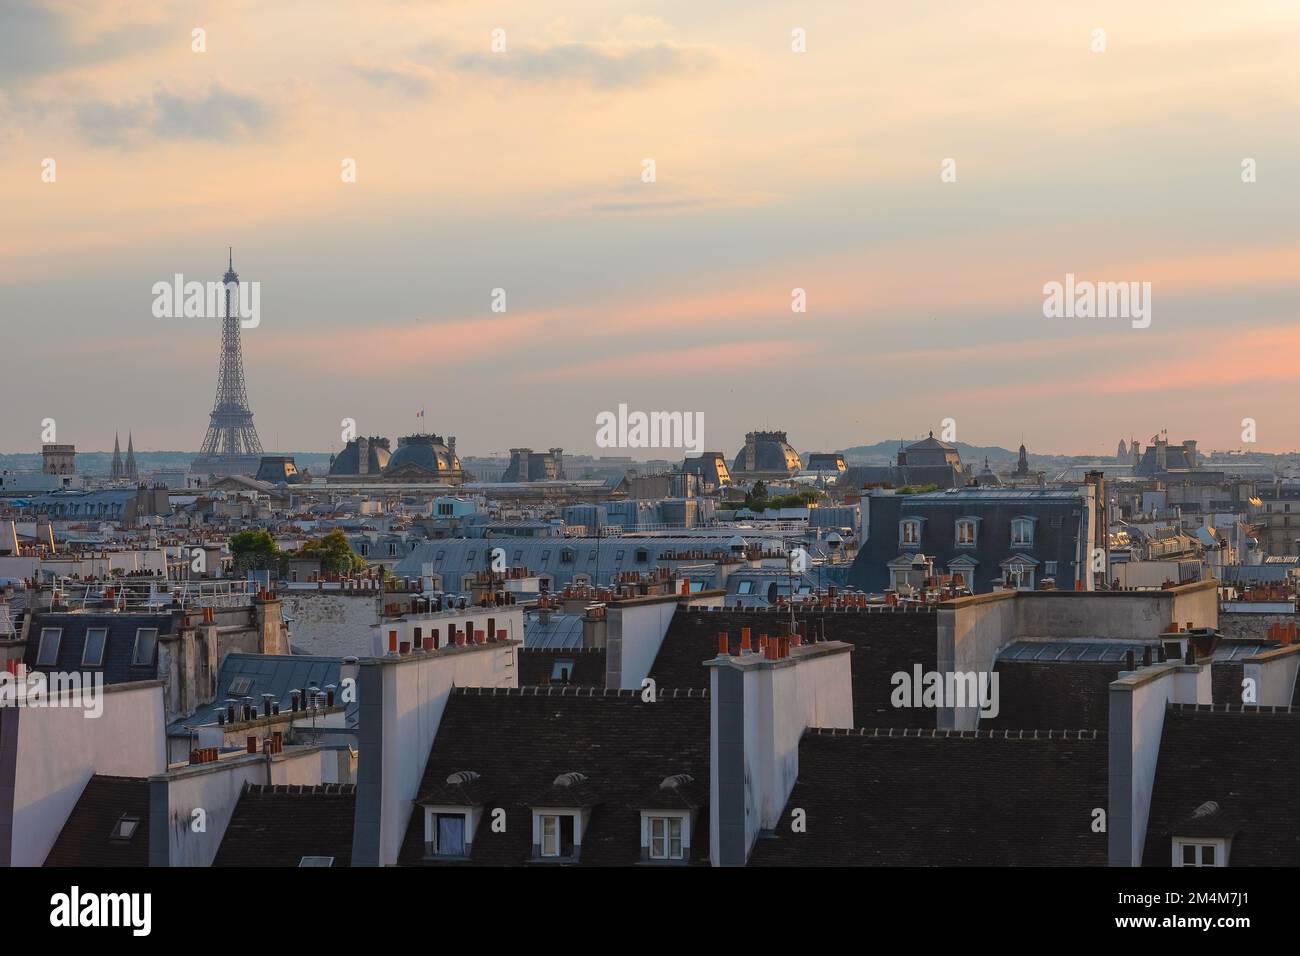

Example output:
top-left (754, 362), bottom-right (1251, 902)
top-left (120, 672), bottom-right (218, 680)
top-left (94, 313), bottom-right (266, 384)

top-left (2, 0), bottom-right (1299, 459)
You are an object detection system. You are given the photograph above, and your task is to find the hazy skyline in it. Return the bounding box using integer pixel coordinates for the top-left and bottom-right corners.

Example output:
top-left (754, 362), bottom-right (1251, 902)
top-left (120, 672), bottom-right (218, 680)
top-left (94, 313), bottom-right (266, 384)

top-left (4, 1), bottom-right (1300, 458)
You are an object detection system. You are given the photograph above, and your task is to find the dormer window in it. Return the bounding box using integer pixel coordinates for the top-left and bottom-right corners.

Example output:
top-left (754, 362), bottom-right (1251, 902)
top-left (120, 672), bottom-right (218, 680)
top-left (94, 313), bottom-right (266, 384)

top-left (649, 816), bottom-right (684, 860)
top-left (899, 519), bottom-right (922, 546)
top-left (528, 772), bottom-right (594, 862)
top-left (433, 813), bottom-right (467, 856)
top-left (1173, 838), bottom-right (1227, 867)
top-left (539, 814), bottom-right (574, 858)
top-left (418, 770), bottom-right (486, 860)
top-left (639, 774), bottom-right (699, 865)
top-left (1011, 517), bottom-right (1035, 547)
top-left (955, 518), bottom-right (979, 547)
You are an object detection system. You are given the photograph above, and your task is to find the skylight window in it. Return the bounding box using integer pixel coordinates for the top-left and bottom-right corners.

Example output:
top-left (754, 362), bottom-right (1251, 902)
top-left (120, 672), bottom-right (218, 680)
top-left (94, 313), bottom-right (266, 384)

top-left (36, 627), bottom-right (62, 667)
top-left (110, 815), bottom-right (140, 842)
top-left (298, 856), bottom-right (334, 867)
top-left (131, 628), bottom-right (158, 667)
top-left (551, 660), bottom-right (575, 683)
top-left (82, 627), bottom-right (107, 667)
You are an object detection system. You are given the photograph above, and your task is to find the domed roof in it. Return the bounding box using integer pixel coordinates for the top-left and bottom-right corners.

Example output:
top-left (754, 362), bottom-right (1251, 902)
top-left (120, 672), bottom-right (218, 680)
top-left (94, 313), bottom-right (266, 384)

top-left (908, 431), bottom-right (957, 452)
top-left (976, 457), bottom-right (1002, 486)
top-left (386, 434), bottom-right (460, 475)
top-left (732, 430), bottom-right (801, 477)
top-left (329, 437), bottom-right (391, 476)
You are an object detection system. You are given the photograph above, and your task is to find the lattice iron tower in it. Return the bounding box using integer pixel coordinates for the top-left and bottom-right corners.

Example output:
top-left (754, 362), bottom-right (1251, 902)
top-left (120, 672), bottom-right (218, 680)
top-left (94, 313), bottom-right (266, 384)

top-left (192, 250), bottom-right (263, 474)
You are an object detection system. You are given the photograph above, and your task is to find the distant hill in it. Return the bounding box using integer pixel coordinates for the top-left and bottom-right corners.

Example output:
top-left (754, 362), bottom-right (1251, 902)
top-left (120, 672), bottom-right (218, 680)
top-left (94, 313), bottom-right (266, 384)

top-left (836, 440), bottom-right (1018, 465)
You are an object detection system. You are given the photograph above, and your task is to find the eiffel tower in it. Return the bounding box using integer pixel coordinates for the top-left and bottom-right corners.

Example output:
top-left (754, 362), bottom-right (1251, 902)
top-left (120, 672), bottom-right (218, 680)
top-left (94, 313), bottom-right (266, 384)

top-left (191, 249), bottom-right (264, 476)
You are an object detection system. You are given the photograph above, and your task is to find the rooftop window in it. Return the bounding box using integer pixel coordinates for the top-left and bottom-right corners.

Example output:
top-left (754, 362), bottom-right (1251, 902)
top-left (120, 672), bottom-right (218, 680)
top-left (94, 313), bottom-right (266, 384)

top-left (110, 815), bottom-right (141, 842)
top-left (36, 627), bottom-right (62, 667)
top-left (551, 659), bottom-right (575, 683)
top-left (131, 628), bottom-right (158, 667)
top-left (82, 627), bottom-right (107, 667)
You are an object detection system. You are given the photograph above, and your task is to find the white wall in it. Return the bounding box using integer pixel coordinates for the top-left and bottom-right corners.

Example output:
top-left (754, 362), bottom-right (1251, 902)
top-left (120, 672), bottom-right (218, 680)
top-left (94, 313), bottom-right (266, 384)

top-left (153, 746), bottom-right (325, 867)
top-left (1242, 645), bottom-right (1300, 706)
top-left (368, 642), bottom-right (518, 866)
top-left (940, 592), bottom-right (1016, 730)
top-left (607, 597), bottom-right (682, 690)
top-left (708, 643), bottom-right (853, 865)
top-left (1108, 661), bottom-right (1211, 867)
top-left (7, 681), bottom-right (166, 866)
top-left (751, 647), bottom-right (854, 833)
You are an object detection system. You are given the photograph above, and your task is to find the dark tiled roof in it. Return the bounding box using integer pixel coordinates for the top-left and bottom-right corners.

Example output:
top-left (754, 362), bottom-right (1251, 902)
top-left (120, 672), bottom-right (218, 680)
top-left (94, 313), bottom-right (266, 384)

top-left (25, 612), bottom-right (174, 685)
top-left (1144, 704), bottom-right (1300, 866)
top-left (986, 660), bottom-right (1121, 730)
top-left (418, 775), bottom-right (491, 808)
top-left (638, 774), bottom-right (704, 811)
top-left (525, 774), bottom-right (602, 809)
top-left (398, 687), bottom-right (710, 865)
top-left (748, 728), bottom-right (1108, 866)
top-left (649, 608), bottom-right (936, 727)
top-left (1214, 661), bottom-right (1245, 707)
top-left (212, 784), bottom-right (356, 867)
top-left (516, 647), bottom-right (606, 687)
top-left (44, 775), bottom-right (150, 867)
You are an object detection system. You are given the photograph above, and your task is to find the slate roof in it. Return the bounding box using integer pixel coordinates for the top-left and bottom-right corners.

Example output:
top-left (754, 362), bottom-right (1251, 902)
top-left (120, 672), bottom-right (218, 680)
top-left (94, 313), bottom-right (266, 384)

top-left (523, 611), bottom-right (585, 648)
top-left (649, 608), bottom-right (937, 727)
top-left (25, 611), bottom-right (175, 684)
top-left (986, 660), bottom-right (1121, 730)
top-left (397, 687), bottom-right (711, 865)
top-left (748, 727), bottom-right (1108, 866)
top-left (1144, 704), bottom-right (1300, 866)
top-left (394, 533), bottom-right (786, 590)
top-left (212, 784), bottom-right (356, 867)
top-left (989, 641), bottom-right (1274, 727)
top-left (167, 652), bottom-right (358, 736)
top-left (44, 775), bottom-right (150, 867)
top-left (841, 464), bottom-right (965, 490)
top-left (516, 647), bottom-right (606, 687)
top-left (417, 773), bottom-right (491, 808)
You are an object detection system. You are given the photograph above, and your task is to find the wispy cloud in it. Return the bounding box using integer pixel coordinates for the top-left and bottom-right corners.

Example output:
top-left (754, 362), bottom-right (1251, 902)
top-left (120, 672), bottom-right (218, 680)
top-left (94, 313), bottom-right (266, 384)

top-left (451, 40), bottom-right (717, 89)
top-left (74, 84), bottom-right (273, 146)
top-left (0, 0), bottom-right (168, 86)
top-left (350, 59), bottom-right (444, 96)
top-left (522, 339), bottom-right (820, 383)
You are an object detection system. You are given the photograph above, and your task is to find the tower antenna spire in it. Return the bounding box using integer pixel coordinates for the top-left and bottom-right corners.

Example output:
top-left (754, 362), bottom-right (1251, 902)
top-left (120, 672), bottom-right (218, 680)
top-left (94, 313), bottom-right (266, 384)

top-left (228, 246), bottom-right (233, 271)
top-left (193, 248), bottom-right (262, 476)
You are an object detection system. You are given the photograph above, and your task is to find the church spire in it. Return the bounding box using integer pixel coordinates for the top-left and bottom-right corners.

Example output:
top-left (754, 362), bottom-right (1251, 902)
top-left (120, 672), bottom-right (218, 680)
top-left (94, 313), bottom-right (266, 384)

top-left (125, 433), bottom-right (137, 480)
top-left (111, 433), bottom-right (123, 480)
